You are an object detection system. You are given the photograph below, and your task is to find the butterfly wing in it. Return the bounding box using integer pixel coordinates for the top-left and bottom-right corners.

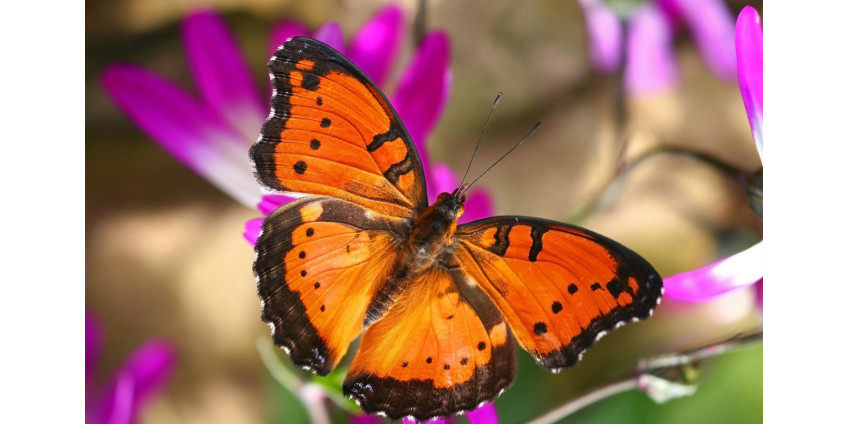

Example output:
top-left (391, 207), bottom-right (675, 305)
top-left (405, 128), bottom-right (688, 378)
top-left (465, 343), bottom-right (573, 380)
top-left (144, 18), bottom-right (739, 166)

top-left (250, 36), bottom-right (428, 219)
top-left (453, 216), bottom-right (663, 371)
top-left (254, 196), bottom-right (411, 375)
top-left (343, 266), bottom-right (517, 421)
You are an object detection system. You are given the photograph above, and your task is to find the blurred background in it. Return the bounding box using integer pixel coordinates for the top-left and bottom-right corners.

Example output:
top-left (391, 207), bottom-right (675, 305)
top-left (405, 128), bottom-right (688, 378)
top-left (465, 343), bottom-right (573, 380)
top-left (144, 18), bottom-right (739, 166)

top-left (85, 0), bottom-right (763, 423)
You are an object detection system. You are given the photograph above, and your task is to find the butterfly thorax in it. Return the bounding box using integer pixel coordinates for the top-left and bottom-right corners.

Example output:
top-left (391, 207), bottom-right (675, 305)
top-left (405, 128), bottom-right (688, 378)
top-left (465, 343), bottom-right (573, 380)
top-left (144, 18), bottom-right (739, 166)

top-left (405, 192), bottom-right (466, 273)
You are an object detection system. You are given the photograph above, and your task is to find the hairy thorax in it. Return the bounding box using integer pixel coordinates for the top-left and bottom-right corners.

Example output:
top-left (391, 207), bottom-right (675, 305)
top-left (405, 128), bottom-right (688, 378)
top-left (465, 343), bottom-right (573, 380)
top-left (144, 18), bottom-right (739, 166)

top-left (404, 192), bottom-right (466, 274)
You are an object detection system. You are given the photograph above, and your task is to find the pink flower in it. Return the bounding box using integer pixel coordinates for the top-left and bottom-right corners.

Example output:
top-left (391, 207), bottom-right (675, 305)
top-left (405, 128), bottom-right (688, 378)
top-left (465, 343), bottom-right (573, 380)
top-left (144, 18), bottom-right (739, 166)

top-left (578, 0), bottom-right (736, 94)
top-left (86, 312), bottom-right (175, 424)
top-left (663, 6), bottom-right (763, 302)
top-left (735, 6), bottom-right (763, 156)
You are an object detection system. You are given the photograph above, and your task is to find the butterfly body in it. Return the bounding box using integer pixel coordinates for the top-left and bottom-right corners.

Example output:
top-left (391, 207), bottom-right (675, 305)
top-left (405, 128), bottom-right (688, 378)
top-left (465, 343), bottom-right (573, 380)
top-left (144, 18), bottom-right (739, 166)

top-left (250, 36), bottom-right (662, 421)
top-left (406, 191), bottom-right (464, 268)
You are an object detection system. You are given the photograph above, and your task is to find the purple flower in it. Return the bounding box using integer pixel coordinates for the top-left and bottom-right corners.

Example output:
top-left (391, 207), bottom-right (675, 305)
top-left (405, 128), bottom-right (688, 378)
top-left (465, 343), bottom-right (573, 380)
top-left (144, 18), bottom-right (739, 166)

top-left (391, 402), bottom-right (497, 424)
top-left (86, 312), bottom-right (175, 424)
top-left (578, 0), bottom-right (736, 94)
top-left (663, 241), bottom-right (762, 302)
top-left (735, 6), bottom-right (763, 156)
top-left (664, 6), bottom-right (763, 302)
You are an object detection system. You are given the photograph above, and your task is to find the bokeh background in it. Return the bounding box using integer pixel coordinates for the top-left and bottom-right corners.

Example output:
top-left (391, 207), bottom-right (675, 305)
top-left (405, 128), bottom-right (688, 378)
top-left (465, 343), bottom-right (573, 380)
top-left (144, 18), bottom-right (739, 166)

top-left (85, 0), bottom-right (763, 423)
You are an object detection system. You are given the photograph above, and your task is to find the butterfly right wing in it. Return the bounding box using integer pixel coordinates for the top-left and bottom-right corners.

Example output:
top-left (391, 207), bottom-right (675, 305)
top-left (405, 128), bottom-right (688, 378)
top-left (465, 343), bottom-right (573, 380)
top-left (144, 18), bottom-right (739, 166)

top-left (453, 216), bottom-right (662, 371)
top-left (254, 196), bottom-right (409, 375)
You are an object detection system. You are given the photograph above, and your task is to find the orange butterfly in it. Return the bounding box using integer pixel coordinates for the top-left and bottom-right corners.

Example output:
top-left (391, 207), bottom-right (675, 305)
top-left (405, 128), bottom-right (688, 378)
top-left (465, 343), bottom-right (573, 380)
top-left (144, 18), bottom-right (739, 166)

top-left (249, 36), bottom-right (663, 421)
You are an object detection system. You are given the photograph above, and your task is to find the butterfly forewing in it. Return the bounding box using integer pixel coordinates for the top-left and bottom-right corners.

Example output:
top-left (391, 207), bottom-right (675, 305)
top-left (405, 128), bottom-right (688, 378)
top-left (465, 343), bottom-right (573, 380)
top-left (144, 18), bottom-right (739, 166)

top-left (454, 216), bottom-right (663, 370)
top-left (250, 36), bottom-right (428, 219)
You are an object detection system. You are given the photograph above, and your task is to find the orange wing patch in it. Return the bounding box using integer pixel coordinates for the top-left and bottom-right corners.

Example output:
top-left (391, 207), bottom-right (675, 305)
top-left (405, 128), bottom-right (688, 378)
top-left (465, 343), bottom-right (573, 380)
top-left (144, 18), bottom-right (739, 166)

top-left (343, 268), bottom-right (517, 421)
top-left (254, 196), bottom-right (408, 375)
top-left (250, 37), bottom-right (427, 219)
top-left (455, 217), bottom-right (662, 371)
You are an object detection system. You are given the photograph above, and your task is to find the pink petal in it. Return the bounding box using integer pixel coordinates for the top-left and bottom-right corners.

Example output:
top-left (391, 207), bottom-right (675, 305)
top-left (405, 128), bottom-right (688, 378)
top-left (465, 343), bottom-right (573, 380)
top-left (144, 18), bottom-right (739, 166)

top-left (350, 415), bottom-right (383, 424)
top-left (101, 64), bottom-right (262, 207)
top-left (467, 403), bottom-right (499, 424)
top-left (429, 163), bottom-right (460, 201)
top-left (578, 0), bottom-right (623, 72)
top-left (667, 0), bottom-right (736, 80)
top-left (403, 419), bottom-right (447, 424)
top-left (101, 371), bottom-right (134, 424)
top-left (461, 188), bottom-right (494, 224)
top-left (96, 339), bottom-right (175, 424)
top-left (243, 218), bottom-right (264, 246)
top-left (664, 241), bottom-right (763, 302)
top-left (122, 340), bottom-right (175, 404)
top-left (248, 195), bottom-right (299, 245)
top-left (257, 194), bottom-right (297, 215)
top-left (347, 4), bottom-right (406, 86)
top-left (429, 163), bottom-right (493, 224)
top-left (182, 9), bottom-right (265, 141)
top-left (625, 4), bottom-right (679, 94)
top-left (268, 20), bottom-right (311, 58)
top-left (313, 22), bottom-right (345, 52)
top-left (267, 20), bottom-right (312, 100)
top-left (735, 6), bottom-right (764, 157)
top-left (86, 312), bottom-right (103, 413)
top-left (391, 31), bottom-right (451, 164)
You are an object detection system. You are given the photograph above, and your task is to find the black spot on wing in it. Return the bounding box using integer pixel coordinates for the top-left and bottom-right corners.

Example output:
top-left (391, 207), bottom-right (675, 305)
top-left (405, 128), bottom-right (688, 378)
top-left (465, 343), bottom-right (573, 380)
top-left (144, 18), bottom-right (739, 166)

top-left (606, 280), bottom-right (624, 298)
top-left (551, 301), bottom-right (563, 313)
top-left (301, 72), bottom-right (320, 90)
top-left (534, 322), bottom-right (548, 335)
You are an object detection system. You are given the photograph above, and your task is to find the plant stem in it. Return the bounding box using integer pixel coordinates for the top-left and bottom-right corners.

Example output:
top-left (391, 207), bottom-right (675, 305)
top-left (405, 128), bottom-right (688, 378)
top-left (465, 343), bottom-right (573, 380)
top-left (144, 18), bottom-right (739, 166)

top-left (525, 330), bottom-right (763, 424)
top-left (256, 338), bottom-right (331, 424)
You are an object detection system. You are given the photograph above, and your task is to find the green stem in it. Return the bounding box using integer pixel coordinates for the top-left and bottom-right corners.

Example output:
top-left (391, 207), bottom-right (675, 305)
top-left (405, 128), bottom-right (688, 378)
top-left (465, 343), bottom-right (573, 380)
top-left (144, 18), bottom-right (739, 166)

top-left (256, 338), bottom-right (331, 424)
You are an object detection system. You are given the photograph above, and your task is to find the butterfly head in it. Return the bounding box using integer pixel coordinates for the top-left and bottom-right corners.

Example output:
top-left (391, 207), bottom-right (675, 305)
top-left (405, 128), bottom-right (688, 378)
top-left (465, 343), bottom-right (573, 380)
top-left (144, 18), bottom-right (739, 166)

top-left (438, 187), bottom-right (467, 221)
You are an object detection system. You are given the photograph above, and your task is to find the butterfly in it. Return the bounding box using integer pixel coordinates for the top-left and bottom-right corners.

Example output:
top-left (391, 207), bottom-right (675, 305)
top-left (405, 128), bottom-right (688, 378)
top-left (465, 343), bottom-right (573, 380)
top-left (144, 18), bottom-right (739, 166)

top-left (249, 36), bottom-right (663, 421)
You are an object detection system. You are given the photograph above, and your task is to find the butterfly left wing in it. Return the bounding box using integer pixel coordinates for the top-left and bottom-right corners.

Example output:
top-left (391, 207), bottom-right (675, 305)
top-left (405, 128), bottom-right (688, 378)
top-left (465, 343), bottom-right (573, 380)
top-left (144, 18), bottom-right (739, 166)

top-left (250, 36), bottom-right (428, 219)
top-left (343, 266), bottom-right (517, 421)
top-left (255, 196), bottom-right (410, 375)
top-left (453, 216), bottom-right (663, 371)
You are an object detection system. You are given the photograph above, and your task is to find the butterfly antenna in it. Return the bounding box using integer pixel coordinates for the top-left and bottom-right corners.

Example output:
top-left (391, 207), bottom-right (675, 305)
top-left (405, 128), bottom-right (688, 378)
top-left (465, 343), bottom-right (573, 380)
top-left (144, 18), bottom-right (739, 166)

top-left (460, 92), bottom-right (502, 187)
top-left (462, 122), bottom-right (542, 196)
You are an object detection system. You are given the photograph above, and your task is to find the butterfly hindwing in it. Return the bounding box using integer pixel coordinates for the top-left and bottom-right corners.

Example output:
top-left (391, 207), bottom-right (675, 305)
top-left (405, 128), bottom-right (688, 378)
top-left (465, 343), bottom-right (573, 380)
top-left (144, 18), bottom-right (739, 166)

top-left (454, 216), bottom-right (663, 370)
top-left (343, 266), bottom-right (517, 421)
top-left (250, 36), bottom-right (428, 219)
top-left (254, 196), bottom-right (409, 375)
